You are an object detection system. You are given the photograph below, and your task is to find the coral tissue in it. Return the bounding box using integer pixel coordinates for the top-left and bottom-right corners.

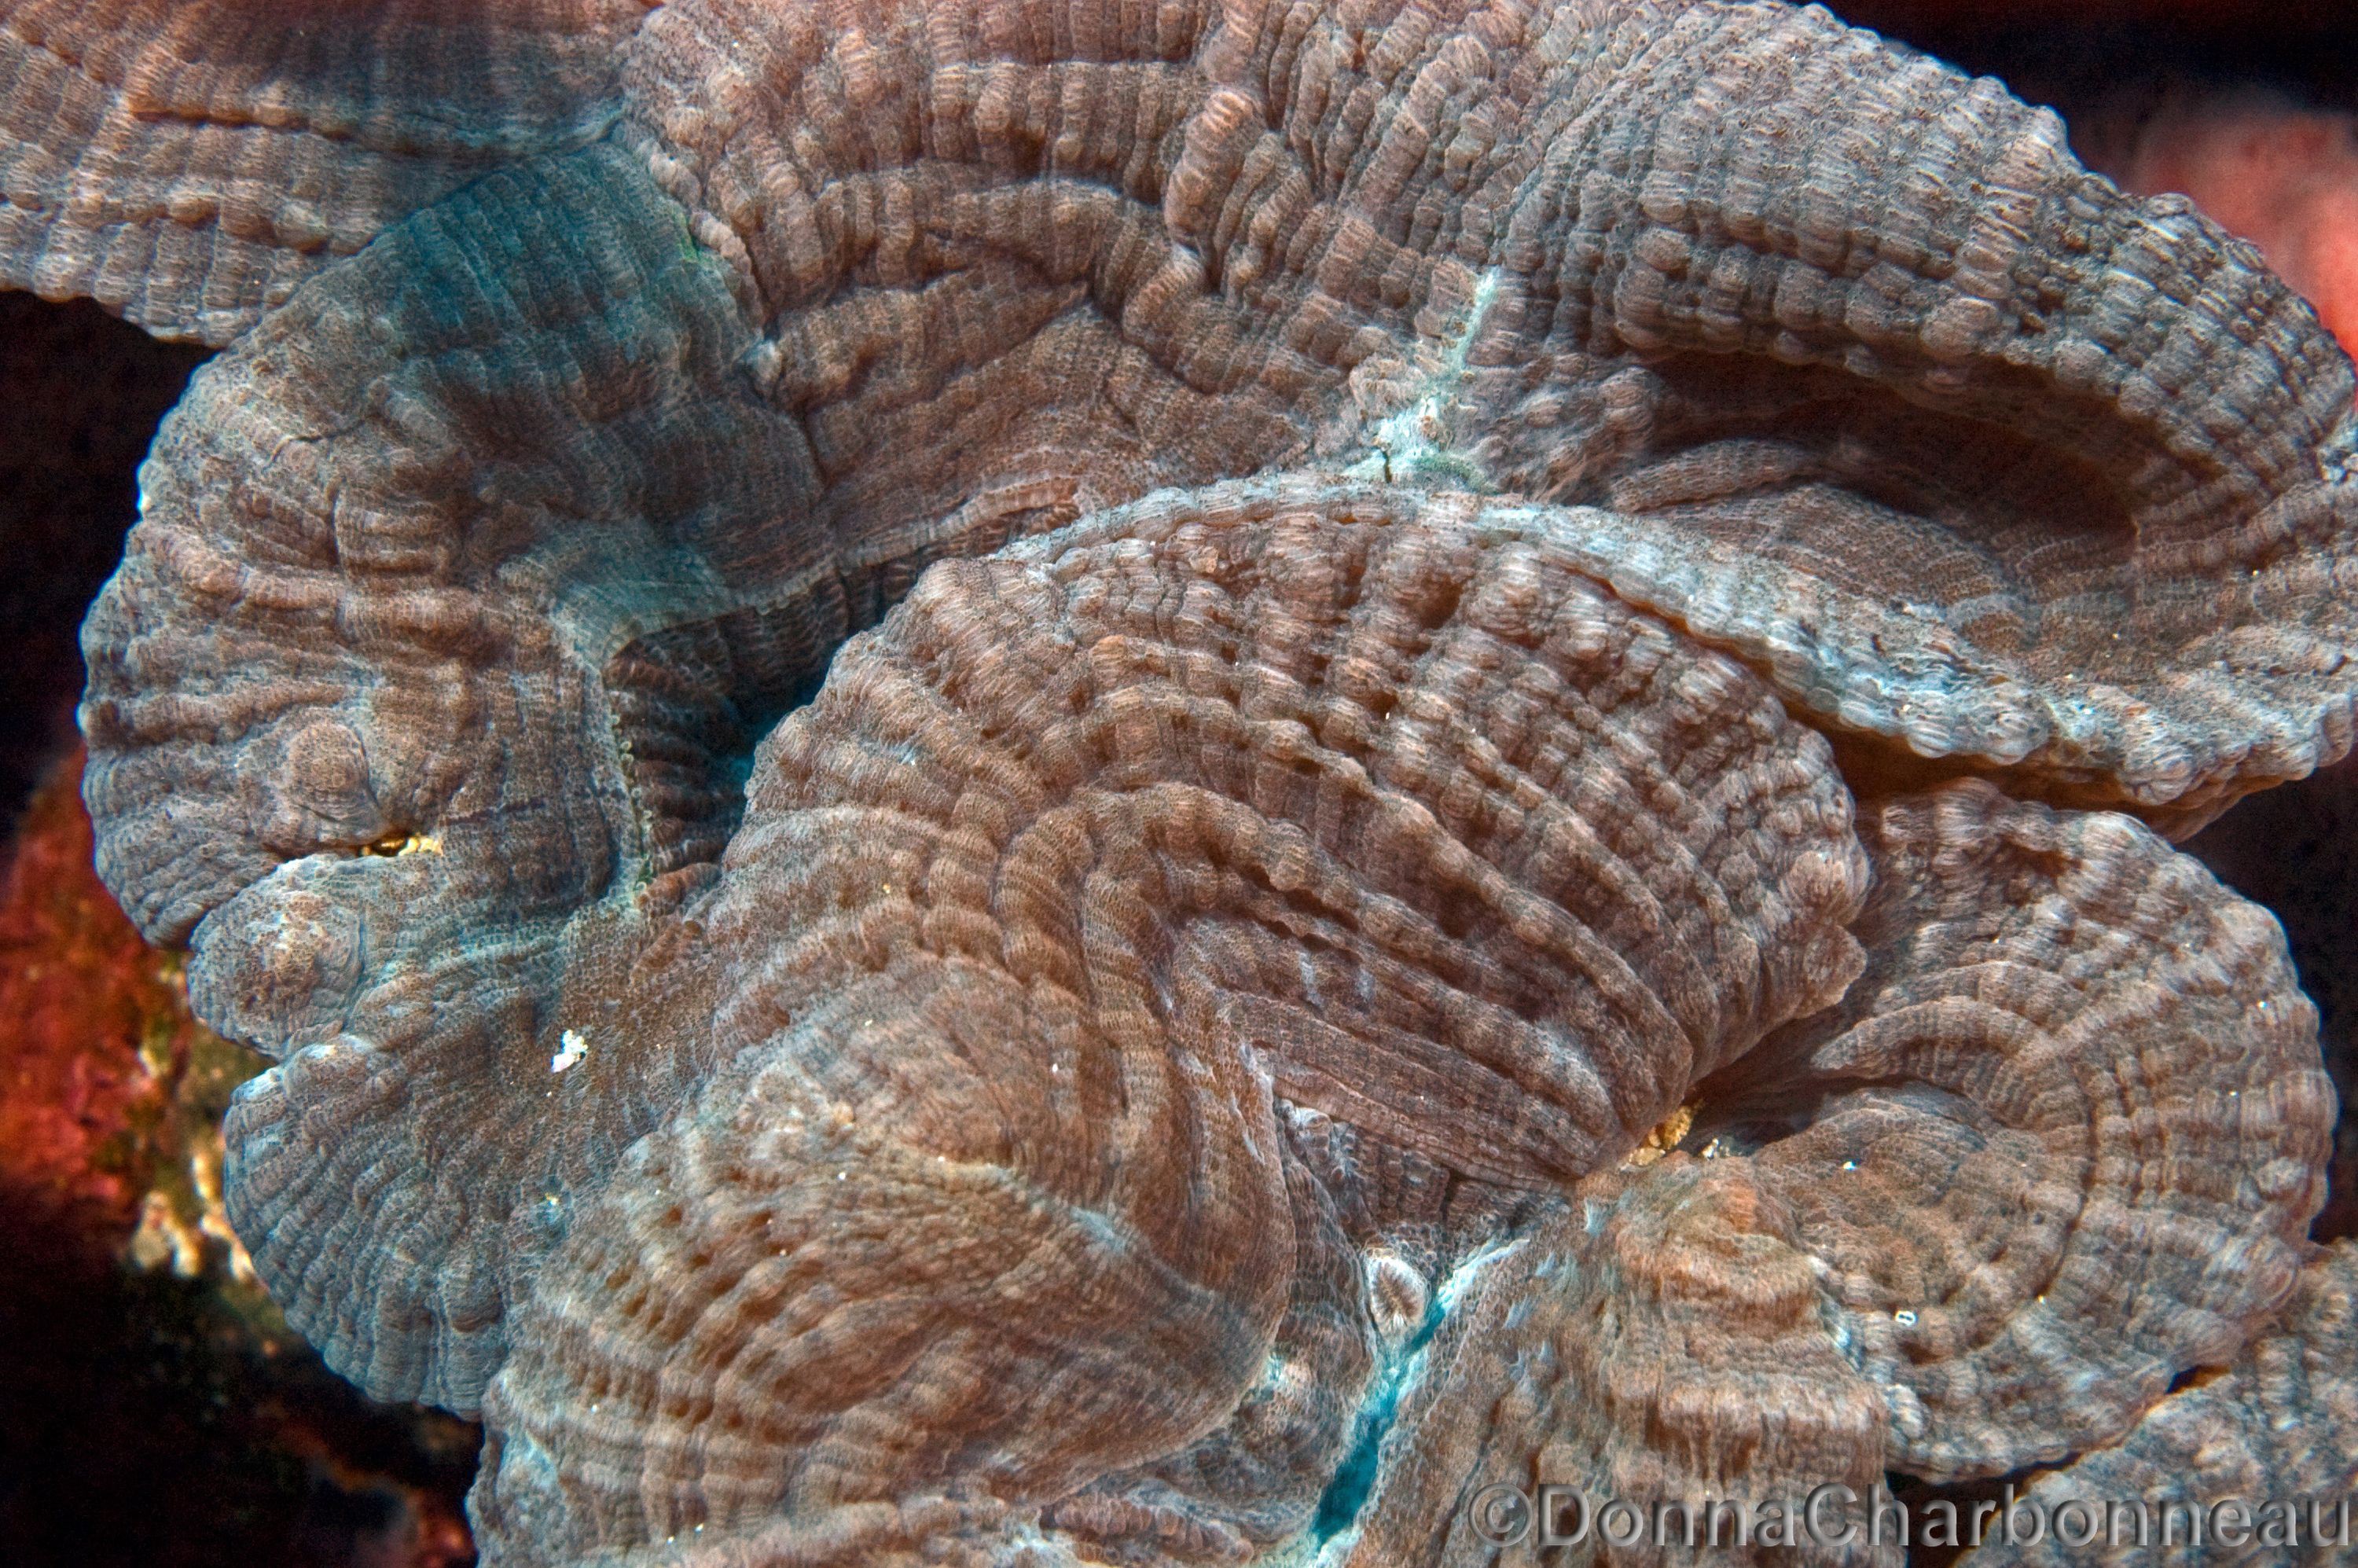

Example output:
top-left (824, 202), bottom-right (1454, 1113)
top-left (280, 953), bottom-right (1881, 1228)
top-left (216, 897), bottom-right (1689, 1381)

top-left (7, 1), bottom-right (2358, 1563)
top-left (2113, 94), bottom-right (2358, 364)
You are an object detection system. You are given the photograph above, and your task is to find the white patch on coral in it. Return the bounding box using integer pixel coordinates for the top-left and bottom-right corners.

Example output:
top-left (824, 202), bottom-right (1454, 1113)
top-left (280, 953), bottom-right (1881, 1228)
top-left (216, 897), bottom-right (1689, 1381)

top-left (551, 1028), bottom-right (589, 1074)
top-left (1344, 268), bottom-right (1502, 490)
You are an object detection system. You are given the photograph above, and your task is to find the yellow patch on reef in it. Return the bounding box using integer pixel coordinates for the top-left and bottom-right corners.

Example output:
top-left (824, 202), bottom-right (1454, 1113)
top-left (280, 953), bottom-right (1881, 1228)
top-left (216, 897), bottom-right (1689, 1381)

top-left (362, 832), bottom-right (441, 857)
top-left (125, 982), bottom-right (268, 1293)
top-left (1622, 1101), bottom-right (1698, 1170)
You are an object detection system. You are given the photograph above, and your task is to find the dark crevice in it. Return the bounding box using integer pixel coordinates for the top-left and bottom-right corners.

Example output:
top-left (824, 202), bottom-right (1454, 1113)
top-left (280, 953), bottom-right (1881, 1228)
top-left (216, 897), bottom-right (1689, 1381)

top-left (602, 597), bottom-right (843, 882)
top-left (1597, 354), bottom-right (2148, 621)
top-left (0, 294), bottom-right (208, 827)
top-left (1882, 1464), bottom-right (2051, 1568)
top-left (2189, 753), bottom-right (2358, 1241)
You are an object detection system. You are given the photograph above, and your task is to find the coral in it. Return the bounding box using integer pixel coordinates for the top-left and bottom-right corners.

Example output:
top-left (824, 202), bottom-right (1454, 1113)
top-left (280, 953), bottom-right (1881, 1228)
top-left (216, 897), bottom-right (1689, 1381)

top-left (17, 1), bottom-right (2358, 1563)
top-left (0, 0), bottom-right (654, 344)
top-left (1832, 7), bottom-right (2358, 376)
top-left (2107, 94), bottom-right (2358, 364)
top-left (1697, 784), bottom-right (2330, 1479)
top-left (458, 484), bottom-right (1870, 1561)
top-left (1971, 1241), bottom-right (2358, 1567)
top-left (1339, 777), bottom-right (2331, 1565)
top-left (1343, 1159), bottom-right (1898, 1566)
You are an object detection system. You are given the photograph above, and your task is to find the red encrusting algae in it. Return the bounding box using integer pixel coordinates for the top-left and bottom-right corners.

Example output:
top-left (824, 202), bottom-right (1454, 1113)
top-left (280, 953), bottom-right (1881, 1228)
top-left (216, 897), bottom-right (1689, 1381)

top-left (0, 740), bottom-right (481, 1566)
top-left (2117, 96), bottom-right (2358, 367)
top-left (0, 740), bottom-right (223, 1261)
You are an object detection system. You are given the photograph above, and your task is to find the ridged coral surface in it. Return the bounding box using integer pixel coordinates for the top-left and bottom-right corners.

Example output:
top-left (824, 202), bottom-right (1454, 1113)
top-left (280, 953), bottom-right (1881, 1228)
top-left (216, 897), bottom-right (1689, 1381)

top-left (21, 0), bottom-right (2358, 1563)
top-left (1702, 784), bottom-right (2331, 1478)
top-left (1978, 1241), bottom-right (2358, 1568)
top-left (0, 0), bottom-right (652, 343)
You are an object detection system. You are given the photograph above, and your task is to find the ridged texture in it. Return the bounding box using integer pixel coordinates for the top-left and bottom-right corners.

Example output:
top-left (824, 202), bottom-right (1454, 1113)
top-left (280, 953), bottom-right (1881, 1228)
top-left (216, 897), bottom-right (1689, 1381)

top-left (80, 137), bottom-right (814, 950)
top-left (446, 483), bottom-right (1864, 1562)
top-left (1324, 780), bottom-right (2332, 1567)
top-left (1440, 2), bottom-right (2358, 826)
top-left (639, 0), bottom-right (2358, 821)
top-left (1342, 1163), bottom-right (1896, 1568)
top-left (0, 0), bottom-right (648, 343)
top-left (50, 1), bottom-right (2358, 1563)
top-left (1697, 782), bottom-right (2333, 1479)
top-left (1966, 1242), bottom-right (2358, 1568)
top-left (105, 138), bottom-right (813, 1408)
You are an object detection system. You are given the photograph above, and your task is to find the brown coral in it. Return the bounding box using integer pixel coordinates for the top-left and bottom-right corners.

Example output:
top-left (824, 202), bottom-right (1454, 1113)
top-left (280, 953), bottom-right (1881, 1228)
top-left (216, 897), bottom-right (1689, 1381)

top-left (23, 0), bottom-right (2358, 1563)
top-left (454, 486), bottom-right (1867, 1561)
top-left (1695, 783), bottom-right (2330, 1477)
top-left (1972, 1241), bottom-right (2358, 1567)
top-left (1342, 1159), bottom-right (1897, 1567)
top-left (0, 0), bottom-right (652, 343)
top-left (1335, 779), bottom-right (2330, 1566)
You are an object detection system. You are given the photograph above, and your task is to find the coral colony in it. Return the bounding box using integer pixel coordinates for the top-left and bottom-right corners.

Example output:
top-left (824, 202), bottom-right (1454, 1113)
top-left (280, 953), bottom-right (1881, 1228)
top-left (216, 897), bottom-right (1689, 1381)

top-left (7, 0), bottom-right (2358, 1562)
